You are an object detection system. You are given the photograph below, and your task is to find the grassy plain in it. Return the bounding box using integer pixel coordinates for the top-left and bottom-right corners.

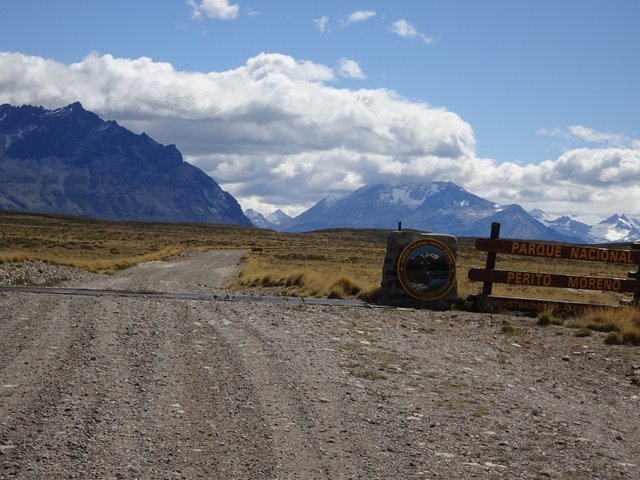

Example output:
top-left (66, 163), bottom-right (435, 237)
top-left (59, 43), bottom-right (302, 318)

top-left (0, 210), bottom-right (636, 305)
top-left (2, 210), bottom-right (639, 343)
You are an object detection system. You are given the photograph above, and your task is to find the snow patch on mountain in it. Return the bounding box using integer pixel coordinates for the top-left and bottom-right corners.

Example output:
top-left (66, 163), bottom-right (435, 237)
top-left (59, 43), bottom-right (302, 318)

top-left (266, 209), bottom-right (293, 226)
top-left (591, 214), bottom-right (640, 242)
top-left (376, 183), bottom-right (442, 208)
top-left (244, 209), bottom-right (275, 229)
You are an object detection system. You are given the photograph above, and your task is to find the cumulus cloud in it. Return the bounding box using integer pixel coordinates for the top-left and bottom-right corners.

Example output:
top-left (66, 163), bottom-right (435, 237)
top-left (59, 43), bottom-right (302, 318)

top-left (188, 0), bottom-right (239, 20)
top-left (390, 19), bottom-right (433, 44)
top-left (313, 15), bottom-right (329, 33)
top-left (539, 124), bottom-right (628, 147)
top-left (568, 125), bottom-right (625, 146)
top-left (0, 51), bottom-right (638, 219)
top-left (344, 10), bottom-right (376, 24)
top-left (337, 58), bottom-right (366, 79)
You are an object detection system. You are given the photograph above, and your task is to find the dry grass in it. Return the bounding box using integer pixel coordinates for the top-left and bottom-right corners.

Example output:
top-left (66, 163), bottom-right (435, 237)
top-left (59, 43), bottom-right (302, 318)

top-left (0, 211), bottom-right (637, 308)
top-left (565, 307), bottom-right (640, 345)
top-left (0, 211), bottom-right (387, 292)
top-left (229, 229), bottom-right (386, 300)
top-left (0, 246), bottom-right (184, 274)
top-left (3, 211), bottom-right (640, 345)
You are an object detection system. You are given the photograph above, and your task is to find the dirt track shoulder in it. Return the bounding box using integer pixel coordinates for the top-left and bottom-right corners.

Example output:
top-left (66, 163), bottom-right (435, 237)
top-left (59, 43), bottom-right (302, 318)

top-left (1, 290), bottom-right (639, 479)
top-left (1, 253), bottom-right (640, 479)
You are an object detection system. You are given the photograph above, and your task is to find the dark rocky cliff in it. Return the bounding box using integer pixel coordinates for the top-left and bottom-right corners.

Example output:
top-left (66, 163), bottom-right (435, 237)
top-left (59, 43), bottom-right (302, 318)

top-left (0, 102), bottom-right (251, 226)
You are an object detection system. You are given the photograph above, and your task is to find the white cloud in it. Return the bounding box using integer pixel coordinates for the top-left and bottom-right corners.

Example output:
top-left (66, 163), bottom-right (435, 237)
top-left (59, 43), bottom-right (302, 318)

top-left (539, 124), bottom-right (627, 147)
top-left (188, 0), bottom-right (239, 20)
top-left (344, 10), bottom-right (376, 24)
top-left (568, 125), bottom-right (625, 145)
top-left (313, 15), bottom-right (329, 33)
top-left (337, 58), bottom-right (366, 79)
top-left (390, 19), bottom-right (433, 44)
top-left (0, 51), bottom-right (638, 220)
top-left (536, 127), bottom-right (563, 138)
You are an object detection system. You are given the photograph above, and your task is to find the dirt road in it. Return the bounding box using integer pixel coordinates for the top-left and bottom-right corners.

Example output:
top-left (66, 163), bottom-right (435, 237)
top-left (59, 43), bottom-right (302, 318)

top-left (1, 252), bottom-right (640, 479)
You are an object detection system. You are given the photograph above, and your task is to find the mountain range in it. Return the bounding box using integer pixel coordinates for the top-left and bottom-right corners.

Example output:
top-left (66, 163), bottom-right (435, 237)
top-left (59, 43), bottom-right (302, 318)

top-left (532, 210), bottom-right (640, 243)
top-left (0, 102), bottom-right (251, 226)
top-left (247, 183), bottom-right (640, 243)
top-left (1, 102), bottom-right (638, 243)
top-left (244, 208), bottom-right (293, 230)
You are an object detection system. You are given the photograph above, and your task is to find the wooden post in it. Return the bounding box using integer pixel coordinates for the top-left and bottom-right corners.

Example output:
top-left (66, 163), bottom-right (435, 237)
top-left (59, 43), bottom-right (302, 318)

top-left (632, 243), bottom-right (640, 306)
top-left (482, 222), bottom-right (501, 297)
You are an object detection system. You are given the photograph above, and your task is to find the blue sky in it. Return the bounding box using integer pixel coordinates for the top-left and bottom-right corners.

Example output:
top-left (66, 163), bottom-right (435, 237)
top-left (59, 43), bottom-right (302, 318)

top-left (1, 0), bottom-right (639, 221)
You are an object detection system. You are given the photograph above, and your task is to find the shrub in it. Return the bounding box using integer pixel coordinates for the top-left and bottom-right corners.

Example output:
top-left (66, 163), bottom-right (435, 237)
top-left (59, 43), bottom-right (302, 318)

top-left (537, 312), bottom-right (552, 326)
top-left (604, 332), bottom-right (623, 345)
top-left (327, 276), bottom-right (362, 299)
top-left (357, 286), bottom-right (380, 303)
top-left (501, 322), bottom-right (516, 335)
top-left (574, 328), bottom-right (592, 338)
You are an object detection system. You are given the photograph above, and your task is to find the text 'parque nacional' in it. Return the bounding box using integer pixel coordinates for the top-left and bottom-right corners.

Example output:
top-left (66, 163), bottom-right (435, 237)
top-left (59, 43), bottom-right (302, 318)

top-left (476, 238), bottom-right (639, 264)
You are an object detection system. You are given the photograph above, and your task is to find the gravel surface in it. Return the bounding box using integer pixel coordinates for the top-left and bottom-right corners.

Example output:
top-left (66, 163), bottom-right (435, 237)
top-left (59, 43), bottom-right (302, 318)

top-left (1, 252), bottom-right (639, 479)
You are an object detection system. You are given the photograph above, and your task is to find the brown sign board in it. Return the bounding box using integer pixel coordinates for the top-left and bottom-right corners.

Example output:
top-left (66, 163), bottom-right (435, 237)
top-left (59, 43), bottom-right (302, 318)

top-left (475, 238), bottom-right (640, 264)
top-left (486, 295), bottom-right (619, 315)
top-left (468, 268), bottom-right (640, 294)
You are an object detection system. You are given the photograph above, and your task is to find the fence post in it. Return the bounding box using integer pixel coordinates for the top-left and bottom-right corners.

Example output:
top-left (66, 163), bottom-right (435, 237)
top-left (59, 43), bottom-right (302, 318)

top-left (482, 222), bottom-right (501, 297)
top-left (632, 243), bottom-right (640, 306)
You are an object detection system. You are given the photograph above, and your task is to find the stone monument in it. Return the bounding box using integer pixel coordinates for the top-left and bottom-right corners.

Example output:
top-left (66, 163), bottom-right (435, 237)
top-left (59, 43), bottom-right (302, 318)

top-left (379, 230), bottom-right (458, 310)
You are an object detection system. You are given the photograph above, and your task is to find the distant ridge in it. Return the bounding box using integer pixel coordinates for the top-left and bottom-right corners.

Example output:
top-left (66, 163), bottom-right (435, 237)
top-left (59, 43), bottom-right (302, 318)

top-left (243, 208), bottom-right (293, 230)
top-left (257, 182), bottom-right (585, 242)
top-left (242, 182), bottom-right (640, 243)
top-left (0, 102), bottom-right (252, 226)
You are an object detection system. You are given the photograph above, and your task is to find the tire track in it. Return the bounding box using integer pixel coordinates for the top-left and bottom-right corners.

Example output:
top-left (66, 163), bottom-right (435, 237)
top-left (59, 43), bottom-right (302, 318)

top-left (197, 301), bottom-right (375, 479)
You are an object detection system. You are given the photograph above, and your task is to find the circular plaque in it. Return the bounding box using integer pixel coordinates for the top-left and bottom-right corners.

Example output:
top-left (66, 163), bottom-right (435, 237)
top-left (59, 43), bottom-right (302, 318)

top-left (397, 238), bottom-right (457, 301)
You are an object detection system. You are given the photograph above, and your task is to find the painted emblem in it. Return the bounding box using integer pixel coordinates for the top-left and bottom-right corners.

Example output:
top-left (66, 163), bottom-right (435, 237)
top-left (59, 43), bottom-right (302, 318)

top-left (397, 239), bottom-right (456, 301)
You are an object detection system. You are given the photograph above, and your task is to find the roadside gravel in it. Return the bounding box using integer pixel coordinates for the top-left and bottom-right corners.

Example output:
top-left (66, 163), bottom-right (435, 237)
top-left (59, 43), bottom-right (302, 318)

top-left (1, 253), bottom-right (639, 479)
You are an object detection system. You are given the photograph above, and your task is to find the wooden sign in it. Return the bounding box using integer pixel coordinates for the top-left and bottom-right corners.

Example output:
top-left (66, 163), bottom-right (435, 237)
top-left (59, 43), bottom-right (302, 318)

top-left (485, 296), bottom-right (619, 315)
top-left (469, 222), bottom-right (640, 314)
top-left (476, 238), bottom-right (640, 264)
top-left (468, 268), bottom-right (640, 293)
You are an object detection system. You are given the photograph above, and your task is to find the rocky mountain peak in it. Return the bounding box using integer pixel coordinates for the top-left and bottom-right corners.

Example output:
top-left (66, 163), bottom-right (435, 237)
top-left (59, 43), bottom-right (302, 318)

top-left (0, 102), bottom-right (251, 226)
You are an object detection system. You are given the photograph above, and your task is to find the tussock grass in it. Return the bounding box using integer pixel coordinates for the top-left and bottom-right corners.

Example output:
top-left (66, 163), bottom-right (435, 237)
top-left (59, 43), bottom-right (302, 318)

top-left (537, 307), bottom-right (564, 326)
top-left (0, 211), bottom-right (387, 299)
top-left (1, 210), bottom-right (637, 309)
top-left (60, 246), bottom-right (185, 274)
top-left (566, 307), bottom-right (640, 345)
top-left (233, 255), bottom-right (378, 299)
top-left (0, 251), bottom-right (32, 264)
top-left (1, 246), bottom-right (184, 274)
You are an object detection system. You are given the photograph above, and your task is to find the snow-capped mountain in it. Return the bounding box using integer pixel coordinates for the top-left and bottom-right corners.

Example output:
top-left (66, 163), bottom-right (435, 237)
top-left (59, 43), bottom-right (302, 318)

top-left (245, 208), bottom-right (294, 230)
top-left (244, 209), bottom-right (275, 229)
top-left (591, 214), bottom-right (640, 242)
top-left (532, 210), bottom-right (640, 243)
top-left (266, 209), bottom-right (293, 227)
top-left (530, 210), bottom-right (597, 243)
top-left (284, 182), bottom-right (581, 241)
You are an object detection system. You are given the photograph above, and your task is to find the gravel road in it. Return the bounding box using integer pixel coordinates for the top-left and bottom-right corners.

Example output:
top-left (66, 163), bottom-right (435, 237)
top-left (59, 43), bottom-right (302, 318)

top-left (1, 252), bottom-right (640, 479)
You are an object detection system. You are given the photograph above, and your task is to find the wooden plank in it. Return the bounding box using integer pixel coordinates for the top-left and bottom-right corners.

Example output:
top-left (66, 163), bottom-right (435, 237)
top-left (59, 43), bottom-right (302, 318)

top-left (486, 296), bottom-right (619, 314)
top-left (468, 268), bottom-right (640, 293)
top-left (475, 238), bottom-right (640, 264)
